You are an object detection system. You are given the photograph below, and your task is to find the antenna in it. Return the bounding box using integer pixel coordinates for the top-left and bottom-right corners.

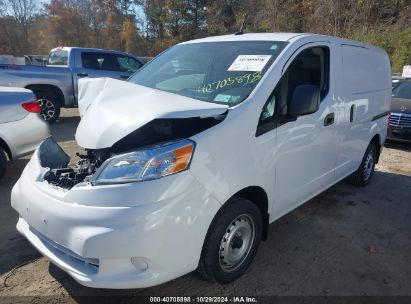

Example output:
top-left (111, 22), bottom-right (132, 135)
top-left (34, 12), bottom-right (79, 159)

top-left (235, 13), bottom-right (248, 35)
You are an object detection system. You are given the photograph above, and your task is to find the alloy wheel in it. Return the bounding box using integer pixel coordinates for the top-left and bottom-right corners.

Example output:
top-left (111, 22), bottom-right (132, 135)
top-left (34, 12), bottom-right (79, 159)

top-left (39, 99), bottom-right (55, 121)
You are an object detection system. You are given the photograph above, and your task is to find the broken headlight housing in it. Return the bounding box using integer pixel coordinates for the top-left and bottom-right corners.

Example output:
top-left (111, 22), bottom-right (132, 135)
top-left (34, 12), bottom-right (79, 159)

top-left (91, 139), bottom-right (194, 185)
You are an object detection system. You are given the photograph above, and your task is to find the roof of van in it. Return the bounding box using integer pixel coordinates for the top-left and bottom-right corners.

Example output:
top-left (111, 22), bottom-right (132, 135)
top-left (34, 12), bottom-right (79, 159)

top-left (180, 32), bottom-right (384, 52)
top-left (180, 33), bottom-right (309, 44)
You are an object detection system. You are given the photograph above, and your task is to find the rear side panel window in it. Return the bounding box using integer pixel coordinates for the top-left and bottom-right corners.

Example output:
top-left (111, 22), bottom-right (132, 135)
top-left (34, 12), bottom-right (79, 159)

top-left (81, 53), bottom-right (121, 71)
top-left (81, 53), bottom-right (142, 72)
top-left (82, 53), bottom-right (105, 70)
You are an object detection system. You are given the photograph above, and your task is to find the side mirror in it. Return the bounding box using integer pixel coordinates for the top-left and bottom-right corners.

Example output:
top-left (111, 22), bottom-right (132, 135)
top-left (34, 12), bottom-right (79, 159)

top-left (288, 85), bottom-right (320, 117)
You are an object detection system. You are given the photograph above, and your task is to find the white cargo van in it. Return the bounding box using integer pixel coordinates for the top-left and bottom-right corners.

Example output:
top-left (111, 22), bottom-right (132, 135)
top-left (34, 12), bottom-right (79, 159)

top-left (11, 33), bottom-right (391, 288)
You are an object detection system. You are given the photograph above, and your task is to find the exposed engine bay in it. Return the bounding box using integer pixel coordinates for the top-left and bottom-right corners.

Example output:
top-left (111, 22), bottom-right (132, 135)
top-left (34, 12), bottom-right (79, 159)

top-left (40, 114), bottom-right (226, 189)
top-left (42, 143), bottom-right (112, 189)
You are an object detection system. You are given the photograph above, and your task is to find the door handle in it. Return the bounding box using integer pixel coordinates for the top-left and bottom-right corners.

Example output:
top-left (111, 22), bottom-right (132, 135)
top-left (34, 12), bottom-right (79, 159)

top-left (324, 112), bottom-right (335, 126)
top-left (77, 73), bottom-right (88, 77)
top-left (350, 104), bottom-right (355, 122)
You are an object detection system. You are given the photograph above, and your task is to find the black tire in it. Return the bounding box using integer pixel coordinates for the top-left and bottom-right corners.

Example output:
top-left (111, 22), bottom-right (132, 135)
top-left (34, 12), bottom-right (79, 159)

top-left (198, 197), bottom-right (262, 284)
top-left (35, 91), bottom-right (61, 124)
top-left (0, 147), bottom-right (7, 181)
top-left (348, 143), bottom-right (377, 186)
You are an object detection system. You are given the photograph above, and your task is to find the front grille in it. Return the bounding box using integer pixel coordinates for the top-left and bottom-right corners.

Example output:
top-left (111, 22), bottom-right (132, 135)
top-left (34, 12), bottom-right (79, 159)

top-left (389, 112), bottom-right (411, 128)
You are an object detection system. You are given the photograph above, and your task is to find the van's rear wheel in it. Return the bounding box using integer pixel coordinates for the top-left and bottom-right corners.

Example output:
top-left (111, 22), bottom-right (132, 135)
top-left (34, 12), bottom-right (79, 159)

top-left (348, 143), bottom-right (377, 186)
top-left (0, 147), bottom-right (7, 180)
top-left (36, 91), bottom-right (61, 124)
top-left (198, 197), bottom-right (262, 284)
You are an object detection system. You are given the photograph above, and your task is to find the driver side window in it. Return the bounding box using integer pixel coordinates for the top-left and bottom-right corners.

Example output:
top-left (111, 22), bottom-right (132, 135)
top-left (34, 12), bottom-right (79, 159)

top-left (256, 46), bottom-right (329, 136)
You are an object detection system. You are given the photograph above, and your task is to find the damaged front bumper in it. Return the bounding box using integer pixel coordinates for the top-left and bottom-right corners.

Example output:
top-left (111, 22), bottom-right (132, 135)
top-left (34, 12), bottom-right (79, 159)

top-left (11, 139), bottom-right (221, 288)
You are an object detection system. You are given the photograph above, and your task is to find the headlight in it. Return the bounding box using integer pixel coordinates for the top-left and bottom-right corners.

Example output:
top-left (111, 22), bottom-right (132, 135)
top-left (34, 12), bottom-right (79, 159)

top-left (91, 139), bottom-right (194, 185)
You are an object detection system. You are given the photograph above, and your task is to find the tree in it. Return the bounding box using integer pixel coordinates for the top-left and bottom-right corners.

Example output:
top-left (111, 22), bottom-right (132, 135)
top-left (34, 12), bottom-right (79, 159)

top-left (121, 18), bottom-right (141, 54)
top-left (5, 0), bottom-right (37, 54)
top-left (205, 0), bottom-right (238, 35)
top-left (138, 0), bottom-right (166, 39)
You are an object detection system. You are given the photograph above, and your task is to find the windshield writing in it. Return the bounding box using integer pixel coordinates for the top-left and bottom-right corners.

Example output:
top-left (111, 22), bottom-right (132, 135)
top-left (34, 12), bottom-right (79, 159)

top-left (128, 41), bottom-right (287, 106)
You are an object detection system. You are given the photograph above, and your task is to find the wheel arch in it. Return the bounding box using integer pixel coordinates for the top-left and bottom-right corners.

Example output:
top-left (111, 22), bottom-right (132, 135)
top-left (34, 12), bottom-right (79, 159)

top-left (198, 185), bottom-right (270, 281)
top-left (226, 186), bottom-right (270, 241)
top-left (370, 133), bottom-right (382, 163)
top-left (25, 84), bottom-right (65, 107)
top-left (0, 137), bottom-right (12, 160)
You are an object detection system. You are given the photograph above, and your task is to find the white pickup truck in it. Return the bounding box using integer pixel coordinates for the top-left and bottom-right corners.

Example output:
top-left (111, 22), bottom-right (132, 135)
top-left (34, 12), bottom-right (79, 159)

top-left (0, 47), bottom-right (143, 123)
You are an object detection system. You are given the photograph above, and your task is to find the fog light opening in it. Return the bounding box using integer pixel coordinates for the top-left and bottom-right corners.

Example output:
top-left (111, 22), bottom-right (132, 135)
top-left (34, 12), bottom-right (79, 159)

top-left (131, 257), bottom-right (148, 272)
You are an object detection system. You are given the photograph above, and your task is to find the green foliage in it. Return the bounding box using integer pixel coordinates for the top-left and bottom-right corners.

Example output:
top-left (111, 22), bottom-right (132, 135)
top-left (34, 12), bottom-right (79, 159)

top-left (350, 28), bottom-right (411, 73)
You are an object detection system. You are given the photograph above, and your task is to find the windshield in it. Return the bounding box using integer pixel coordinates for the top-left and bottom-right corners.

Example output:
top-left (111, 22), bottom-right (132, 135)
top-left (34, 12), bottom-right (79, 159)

top-left (128, 41), bottom-right (288, 106)
top-left (47, 50), bottom-right (68, 66)
top-left (392, 81), bottom-right (411, 100)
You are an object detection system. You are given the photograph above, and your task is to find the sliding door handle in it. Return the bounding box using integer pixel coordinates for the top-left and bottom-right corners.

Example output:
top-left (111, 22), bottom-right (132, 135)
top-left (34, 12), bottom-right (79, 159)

top-left (324, 112), bottom-right (335, 126)
top-left (350, 104), bottom-right (355, 122)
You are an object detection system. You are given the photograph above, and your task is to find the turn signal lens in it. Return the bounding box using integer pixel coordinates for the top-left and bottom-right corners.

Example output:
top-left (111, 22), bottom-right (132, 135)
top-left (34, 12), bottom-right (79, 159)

top-left (22, 101), bottom-right (41, 113)
top-left (168, 144), bottom-right (193, 174)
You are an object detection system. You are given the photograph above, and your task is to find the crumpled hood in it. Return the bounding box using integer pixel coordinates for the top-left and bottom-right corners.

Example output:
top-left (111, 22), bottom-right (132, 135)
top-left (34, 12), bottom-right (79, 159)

top-left (76, 78), bottom-right (228, 149)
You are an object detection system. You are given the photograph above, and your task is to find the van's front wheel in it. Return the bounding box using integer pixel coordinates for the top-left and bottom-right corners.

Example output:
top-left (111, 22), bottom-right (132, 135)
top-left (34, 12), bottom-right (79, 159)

top-left (198, 197), bottom-right (262, 284)
top-left (348, 143), bottom-right (377, 186)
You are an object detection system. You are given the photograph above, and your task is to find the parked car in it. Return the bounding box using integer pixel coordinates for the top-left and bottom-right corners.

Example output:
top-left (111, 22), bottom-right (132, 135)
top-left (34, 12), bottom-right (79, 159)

top-left (392, 75), bottom-right (409, 89)
top-left (0, 47), bottom-right (144, 123)
top-left (387, 79), bottom-right (411, 142)
top-left (0, 87), bottom-right (49, 179)
top-left (11, 33), bottom-right (391, 288)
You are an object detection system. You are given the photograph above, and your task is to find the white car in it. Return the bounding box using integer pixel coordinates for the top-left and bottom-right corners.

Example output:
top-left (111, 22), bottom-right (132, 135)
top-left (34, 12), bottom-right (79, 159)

top-left (0, 87), bottom-right (49, 179)
top-left (11, 33), bottom-right (391, 288)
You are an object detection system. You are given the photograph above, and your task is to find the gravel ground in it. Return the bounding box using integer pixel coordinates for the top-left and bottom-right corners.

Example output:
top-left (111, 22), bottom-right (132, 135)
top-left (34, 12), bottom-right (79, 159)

top-left (0, 109), bottom-right (410, 299)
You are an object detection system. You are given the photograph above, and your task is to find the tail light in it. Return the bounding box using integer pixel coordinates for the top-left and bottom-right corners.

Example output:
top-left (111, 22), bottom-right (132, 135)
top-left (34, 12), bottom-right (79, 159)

top-left (22, 101), bottom-right (41, 113)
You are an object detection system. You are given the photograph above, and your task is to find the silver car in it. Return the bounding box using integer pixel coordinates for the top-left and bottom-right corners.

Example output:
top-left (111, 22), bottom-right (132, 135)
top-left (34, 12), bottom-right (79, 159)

top-left (0, 87), bottom-right (50, 179)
